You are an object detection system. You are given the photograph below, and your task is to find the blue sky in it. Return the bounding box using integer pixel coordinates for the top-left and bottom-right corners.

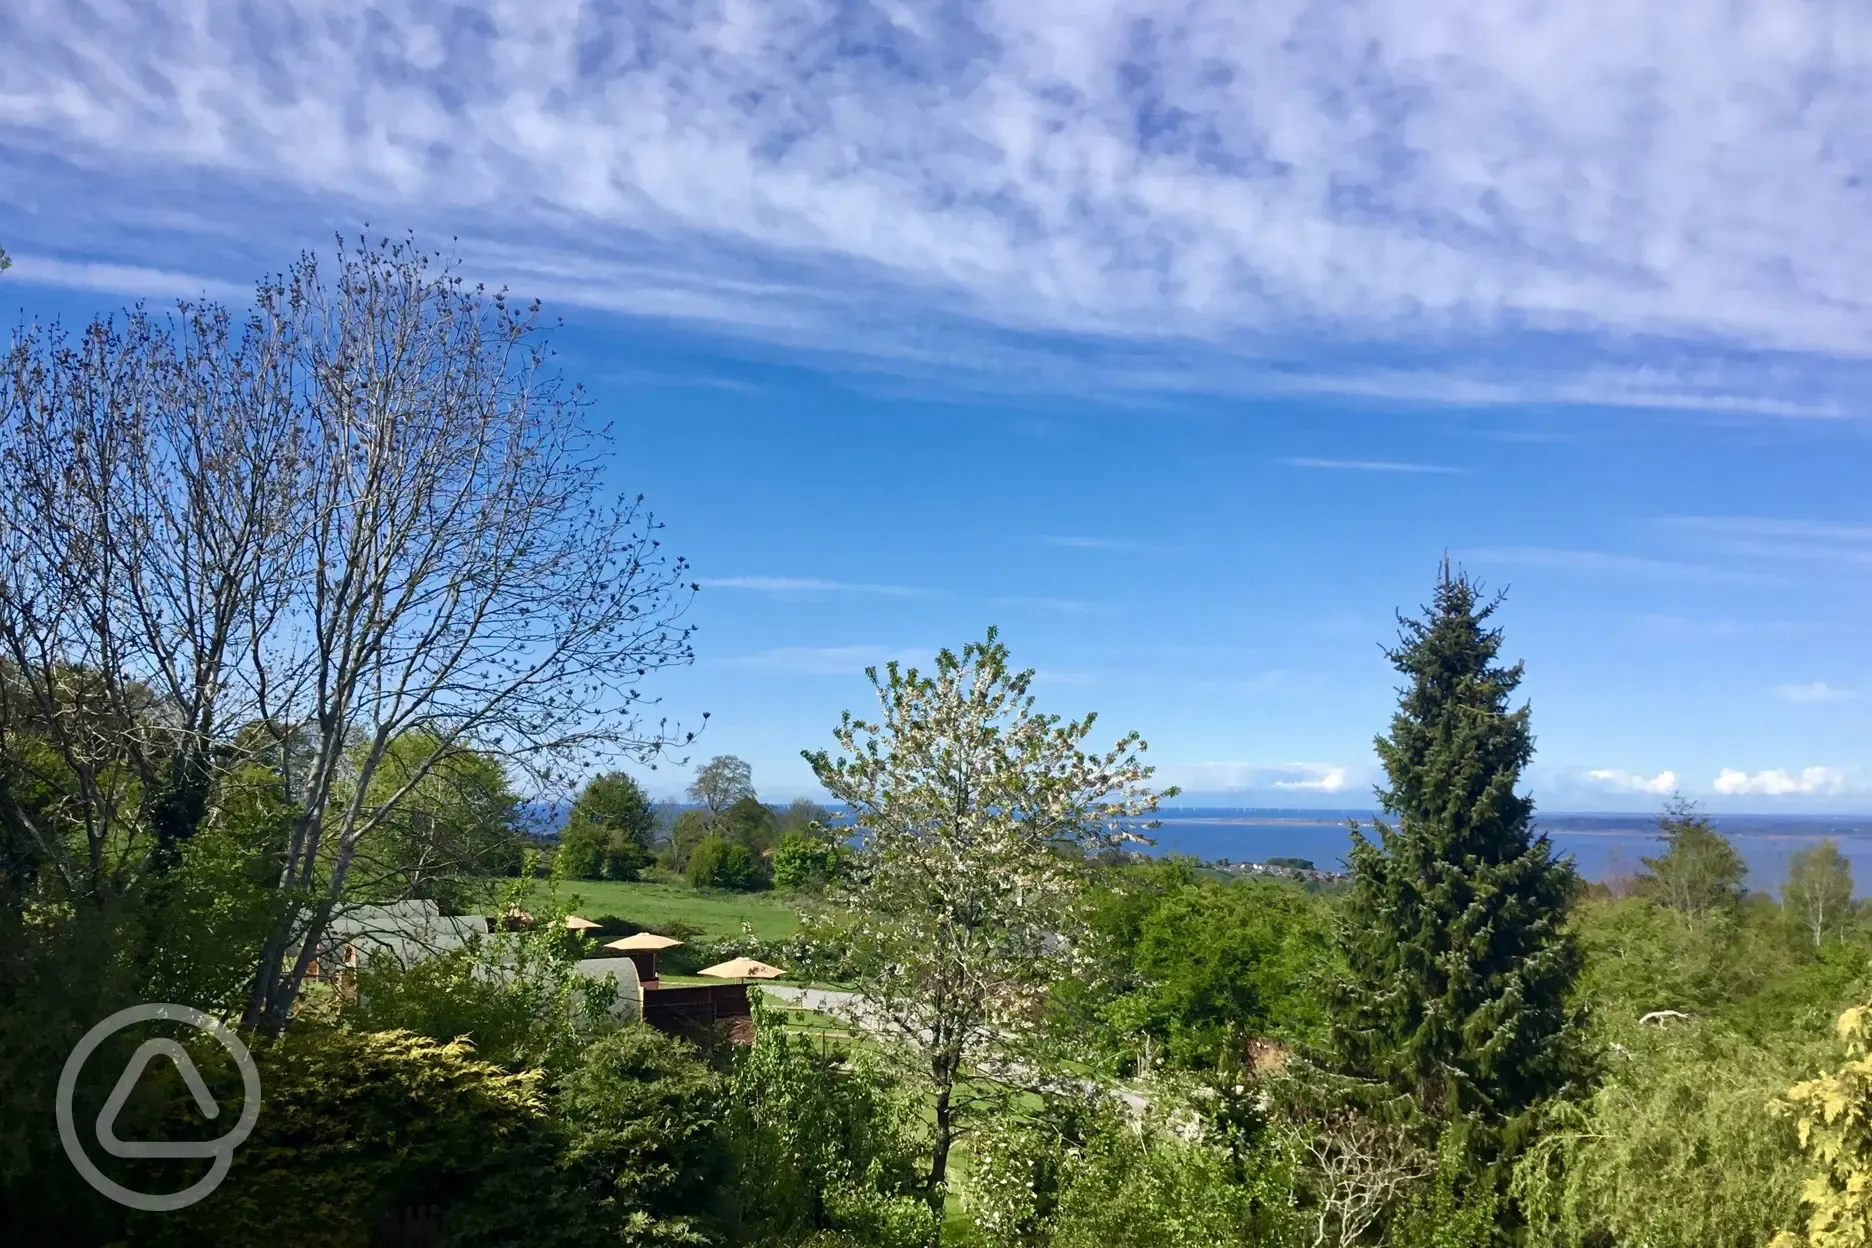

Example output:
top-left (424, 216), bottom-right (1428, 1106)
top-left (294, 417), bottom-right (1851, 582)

top-left (1, 0), bottom-right (1869, 811)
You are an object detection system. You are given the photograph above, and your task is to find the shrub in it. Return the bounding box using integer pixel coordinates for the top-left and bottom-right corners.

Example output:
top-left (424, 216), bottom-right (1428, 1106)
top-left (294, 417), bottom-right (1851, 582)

top-left (129, 1021), bottom-right (743, 1248)
top-left (345, 924), bottom-right (616, 1071)
top-left (688, 835), bottom-right (768, 891)
top-left (551, 1026), bottom-right (738, 1244)
top-left (729, 999), bottom-right (929, 1245)
top-left (127, 1026), bottom-right (554, 1248)
top-left (774, 831), bottom-right (844, 892)
top-left (1512, 1023), bottom-right (1805, 1248)
top-left (963, 1097), bottom-right (1303, 1248)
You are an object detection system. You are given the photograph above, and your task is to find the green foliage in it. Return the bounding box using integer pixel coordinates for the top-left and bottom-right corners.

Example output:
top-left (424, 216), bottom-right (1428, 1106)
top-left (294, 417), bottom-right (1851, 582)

top-left (1513, 1023), bottom-right (1805, 1248)
top-left (0, 894), bottom-right (153, 1243)
top-left (774, 830), bottom-right (844, 892)
top-left (662, 807), bottom-right (717, 873)
top-left (1391, 1132), bottom-right (1503, 1248)
top-left (689, 835), bottom-right (769, 891)
top-left (778, 797), bottom-right (830, 838)
top-left (347, 731), bottom-right (525, 911)
top-left (560, 772), bottom-right (660, 882)
top-left (1091, 873), bottom-right (1333, 1072)
top-left (137, 763), bottom-right (287, 1013)
top-left (128, 1025), bottom-right (555, 1248)
top-left (552, 1026), bottom-right (738, 1245)
top-left (128, 1021), bottom-right (737, 1248)
top-left (1572, 895), bottom-right (1872, 1041)
top-left (1332, 565), bottom-right (1583, 1132)
top-left (344, 926), bottom-right (616, 1072)
top-left (718, 794), bottom-right (783, 856)
top-left (1028, 1102), bottom-right (1303, 1248)
top-left (1638, 796), bottom-right (1748, 919)
top-left (729, 1000), bottom-right (930, 1246)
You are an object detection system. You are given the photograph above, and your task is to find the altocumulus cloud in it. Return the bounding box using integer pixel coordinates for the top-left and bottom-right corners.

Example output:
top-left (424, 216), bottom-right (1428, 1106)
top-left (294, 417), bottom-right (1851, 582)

top-left (0, 0), bottom-right (1869, 411)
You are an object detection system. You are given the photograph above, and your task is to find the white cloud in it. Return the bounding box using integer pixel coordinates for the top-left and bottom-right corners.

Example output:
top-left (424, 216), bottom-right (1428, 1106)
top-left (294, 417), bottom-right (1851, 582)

top-left (1711, 766), bottom-right (1849, 796)
top-left (1280, 457), bottom-right (1463, 475)
top-left (703, 576), bottom-right (929, 597)
top-left (0, 0), bottom-right (1868, 411)
top-left (1777, 681), bottom-right (1857, 703)
top-left (1166, 761), bottom-right (1354, 794)
top-left (1587, 768), bottom-right (1679, 795)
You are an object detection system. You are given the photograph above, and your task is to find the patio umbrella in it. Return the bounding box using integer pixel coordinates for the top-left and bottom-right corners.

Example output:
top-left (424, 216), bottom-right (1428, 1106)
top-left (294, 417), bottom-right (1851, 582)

top-left (604, 932), bottom-right (683, 951)
top-left (697, 957), bottom-right (786, 981)
top-left (563, 915), bottom-right (602, 931)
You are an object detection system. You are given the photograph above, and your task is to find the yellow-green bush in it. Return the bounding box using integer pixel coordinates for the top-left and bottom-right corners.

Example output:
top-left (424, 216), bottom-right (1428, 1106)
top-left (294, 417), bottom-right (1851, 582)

top-left (1512, 1023), bottom-right (1806, 1248)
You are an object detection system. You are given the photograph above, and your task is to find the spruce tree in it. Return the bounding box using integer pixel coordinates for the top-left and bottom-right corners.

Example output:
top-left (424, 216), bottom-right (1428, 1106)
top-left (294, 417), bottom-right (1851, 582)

top-left (1331, 562), bottom-right (1583, 1130)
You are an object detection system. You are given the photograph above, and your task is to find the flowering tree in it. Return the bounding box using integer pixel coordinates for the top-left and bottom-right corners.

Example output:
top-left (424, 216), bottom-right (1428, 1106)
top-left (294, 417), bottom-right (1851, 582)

top-left (803, 628), bottom-right (1172, 1216)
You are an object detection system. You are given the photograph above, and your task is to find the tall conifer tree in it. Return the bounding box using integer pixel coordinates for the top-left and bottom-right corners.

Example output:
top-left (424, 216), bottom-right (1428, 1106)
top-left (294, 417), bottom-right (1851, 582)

top-left (1331, 562), bottom-right (1583, 1130)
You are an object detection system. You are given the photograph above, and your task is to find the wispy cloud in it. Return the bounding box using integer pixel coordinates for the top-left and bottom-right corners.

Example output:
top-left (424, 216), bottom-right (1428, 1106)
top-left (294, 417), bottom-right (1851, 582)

top-left (1712, 766), bottom-right (1851, 797)
top-left (3, 253), bottom-right (247, 302)
top-left (1164, 761), bottom-right (1358, 795)
top-left (1280, 457), bottom-right (1464, 475)
top-left (1629, 613), bottom-right (1804, 639)
top-left (1666, 517), bottom-right (1872, 544)
top-left (1039, 536), bottom-right (1165, 554)
top-left (1587, 768), bottom-right (1679, 795)
top-left (0, 1), bottom-right (1868, 412)
top-left (1660, 515), bottom-right (1872, 573)
top-left (1777, 682), bottom-right (1857, 704)
top-left (989, 596), bottom-right (1102, 615)
top-left (1462, 547), bottom-right (1754, 581)
top-left (703, 576), bottom-right (931, 598)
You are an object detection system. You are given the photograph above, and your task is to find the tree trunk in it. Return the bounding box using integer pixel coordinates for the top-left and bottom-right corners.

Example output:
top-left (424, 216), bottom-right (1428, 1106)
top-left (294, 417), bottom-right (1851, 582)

top-left (927, 1065), bottom-right (955, 1227)
top-left (240, 896), bottom-right (333, 1035)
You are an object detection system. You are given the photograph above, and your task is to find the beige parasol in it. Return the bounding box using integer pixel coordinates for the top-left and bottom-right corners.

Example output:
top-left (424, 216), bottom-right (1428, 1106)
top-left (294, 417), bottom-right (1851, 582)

top-left (697, 957), bottom-right (787, 981)
top-left (563, 915), bottom-right (603, 931)
top-left (604, 932), bottom-right (683, 951)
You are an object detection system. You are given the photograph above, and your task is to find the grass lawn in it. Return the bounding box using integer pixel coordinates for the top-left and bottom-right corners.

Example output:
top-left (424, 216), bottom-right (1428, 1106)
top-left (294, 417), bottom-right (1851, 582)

top-left (515, 877), bottom-right (806, 942)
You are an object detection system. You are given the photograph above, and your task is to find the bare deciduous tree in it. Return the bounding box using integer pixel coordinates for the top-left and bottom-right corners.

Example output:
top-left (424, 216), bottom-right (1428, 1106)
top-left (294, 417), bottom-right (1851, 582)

top-left (1287, 1109), bottom-right (1431, 1248)
top-left (0, 237), bottom-right (700, 1032)
top-left (686, 753), bottom-right (754, 815)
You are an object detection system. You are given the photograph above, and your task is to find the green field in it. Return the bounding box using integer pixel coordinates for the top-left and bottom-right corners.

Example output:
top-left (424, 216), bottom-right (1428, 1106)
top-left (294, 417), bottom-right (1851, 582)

top-left (514, 878), bottom-right (806, 941)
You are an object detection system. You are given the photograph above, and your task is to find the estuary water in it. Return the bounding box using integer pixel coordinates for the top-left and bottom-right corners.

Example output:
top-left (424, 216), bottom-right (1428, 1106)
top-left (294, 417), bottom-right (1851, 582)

top-left (1140, 810), bottom-right (1872, 895)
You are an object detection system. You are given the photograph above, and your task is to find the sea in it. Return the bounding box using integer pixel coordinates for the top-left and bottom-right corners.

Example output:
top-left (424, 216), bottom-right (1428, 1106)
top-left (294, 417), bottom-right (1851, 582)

top-left (1138, 808), bottom-right (1872, 895)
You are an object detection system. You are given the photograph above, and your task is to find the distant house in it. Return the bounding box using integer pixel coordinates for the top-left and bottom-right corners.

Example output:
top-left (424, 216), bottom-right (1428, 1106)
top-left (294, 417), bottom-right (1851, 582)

top-left (316, 899), bottom-right (486, 969)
